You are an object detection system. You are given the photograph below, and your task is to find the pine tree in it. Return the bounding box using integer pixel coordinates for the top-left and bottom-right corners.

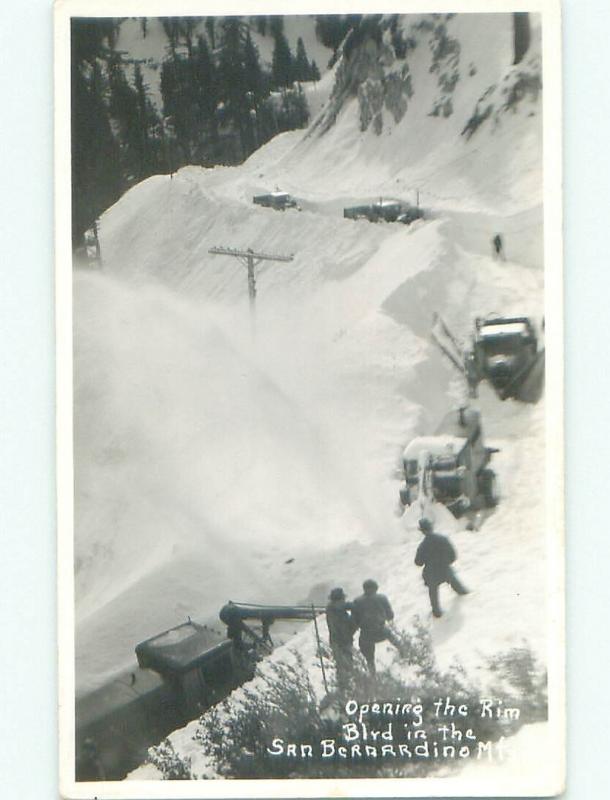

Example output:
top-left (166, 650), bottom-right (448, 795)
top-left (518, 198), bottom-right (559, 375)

top-left (133, 63), bottom-right (157, 178)
top-left (108, 56), bottom-right (138, 177)
top-left (183, 17), bottom-right (197, 57)
top-left (71, 18), bottom-right (123, 249)
top-left (218, 17), bottom-right (261, 158)
top-left (164, 51), bottom-right (201, 161)
top-left (193, 34), bottom-right (219, 158)
top-left (294, 36), bottom-right (311, 82)
top-left (271, 30), bottom-right (293, 88)
top-left (314, 14), bottom-right (361, 64)
top-left (243, 31), bottom-right (263, 101)
top-left (242, 31), bottom-right (264, 154)
top-left (269, 16), bottom-right (284, 38)
top-left (161, 17), bottom-right (181, 51)
top-left (107, 56), bottom-right (161, 183)
top-left (255, 16), bottom-right (267, 36)
top-left (278, 84), bottom-right (309, 130)
top-left (310, 59), bottom-right (321, 82)
top-left (218, 17), bottom-right (247, 158)
top-left (205, 17), bottom-right (215, 50)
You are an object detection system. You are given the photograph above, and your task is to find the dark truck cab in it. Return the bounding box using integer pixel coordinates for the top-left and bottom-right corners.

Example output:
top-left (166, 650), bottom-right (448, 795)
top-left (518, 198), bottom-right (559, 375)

top-left (75, 603), bottom-right (325, 781)
top-left (472, 316), bottom-right (538, 399)
top-left (75, 621), bottom-right (238, 781)
top-left (399, 407), bottom-right (499, 517)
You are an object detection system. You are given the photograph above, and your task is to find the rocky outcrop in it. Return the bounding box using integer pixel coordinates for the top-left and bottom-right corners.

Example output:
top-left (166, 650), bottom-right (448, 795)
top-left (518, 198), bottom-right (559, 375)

top-left (357, 64), bottom-right (413, 133)
top-left (428, 22), bottom-right (460, 118)
top-left (311, 14), bottom-right (459, 137)
top-left (310, 13), bottom-right (540, 141)
top-left (462, 49), bottom-right (541, 139)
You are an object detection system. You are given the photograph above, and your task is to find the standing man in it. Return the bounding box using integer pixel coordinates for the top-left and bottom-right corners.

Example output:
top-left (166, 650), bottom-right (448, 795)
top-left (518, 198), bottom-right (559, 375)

top-left (492, 233), bottom-right (505, 260)
top-left (352, 579), bottom-right (403, 674)
top-left (415, 518), bottom-right (468, 617)
top-left (219, 601), bottom-right (250, 651)
top-left (325, 587), bottom-right (355, 687)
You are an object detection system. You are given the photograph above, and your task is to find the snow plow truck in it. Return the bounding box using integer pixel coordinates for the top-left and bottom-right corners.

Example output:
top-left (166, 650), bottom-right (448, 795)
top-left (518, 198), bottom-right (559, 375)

top-left (399, 407), bottom-right (499, 517)
top-left (470, 316), bottom-right (541, 400)
top-left (431, 313), bottom-right (544, 402)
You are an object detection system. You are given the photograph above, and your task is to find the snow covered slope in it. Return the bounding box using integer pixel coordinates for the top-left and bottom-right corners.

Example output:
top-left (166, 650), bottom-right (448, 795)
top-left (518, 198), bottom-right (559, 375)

top-left (75, 11), bottom-right (546, 747)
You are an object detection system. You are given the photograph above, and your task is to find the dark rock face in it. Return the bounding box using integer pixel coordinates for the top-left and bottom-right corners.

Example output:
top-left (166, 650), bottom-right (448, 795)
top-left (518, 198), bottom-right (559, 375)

top-left (314, 35), bottom-right (391, 134)
top-left (384, 67), bottom-right (413, 123)
top-left (461, 51), bottom-right (541, 140)
top-left (513, 12), bottom-right (531, 65)
top-left (357, 65), bottom-right (413, 133)
top-left (428, 22), bottom-right (461, 118)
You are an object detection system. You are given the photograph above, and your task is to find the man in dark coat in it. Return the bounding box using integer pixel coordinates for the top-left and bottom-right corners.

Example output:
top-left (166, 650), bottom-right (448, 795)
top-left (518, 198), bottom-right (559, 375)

top-left (351, 579), bottom-right (402, 674)
top-left (219, 601), bottom-right (250, 650)
top-left (415, 518), bottom-right (468, 617)
top-left (492, 232), bottom-right (505, 260)
top-left (326, 587), bottom-right (356, 686)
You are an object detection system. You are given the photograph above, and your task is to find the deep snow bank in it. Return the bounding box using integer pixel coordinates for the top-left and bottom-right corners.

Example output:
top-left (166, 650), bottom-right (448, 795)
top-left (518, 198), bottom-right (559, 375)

top-left (74, 263), bottom-right (420, 689)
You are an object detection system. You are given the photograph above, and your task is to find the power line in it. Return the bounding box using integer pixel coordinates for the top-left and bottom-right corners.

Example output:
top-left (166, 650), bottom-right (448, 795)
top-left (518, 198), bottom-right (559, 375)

top-left (208, 246), bottom-right (294, 335)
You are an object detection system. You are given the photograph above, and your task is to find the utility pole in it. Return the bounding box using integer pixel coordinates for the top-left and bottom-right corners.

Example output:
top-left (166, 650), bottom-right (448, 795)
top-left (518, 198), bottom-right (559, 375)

top-left (208, 246), bottom-right (294, 335)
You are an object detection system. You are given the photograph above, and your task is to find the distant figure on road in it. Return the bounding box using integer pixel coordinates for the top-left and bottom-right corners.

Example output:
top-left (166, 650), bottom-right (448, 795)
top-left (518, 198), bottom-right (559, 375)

top-left (325, 587), bottom-right (356, 687)
top-left (352, 579), bottom-right (403, 674)
top-left (492, 233), bottom-right (505, 261)
top-left (415, 518), bottom-right (468, 617)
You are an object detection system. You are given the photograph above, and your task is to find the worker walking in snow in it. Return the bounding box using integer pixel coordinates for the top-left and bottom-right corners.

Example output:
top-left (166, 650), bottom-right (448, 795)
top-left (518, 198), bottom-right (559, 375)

top-left (351, 579), bottom-right (403, 674)
top-left (415, 518), bottom-right (468, 618)
top-left (325, 587), bottom-right (356, 687)
top-left (492, 233), bottom-right (505, 261)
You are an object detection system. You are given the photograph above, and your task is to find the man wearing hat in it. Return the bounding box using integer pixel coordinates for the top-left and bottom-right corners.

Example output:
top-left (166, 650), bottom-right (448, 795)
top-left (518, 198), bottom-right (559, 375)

top-left (325, 587), bottom-right (356, 687)
top-left (415, 518), bottom-right (468, 617)
top-left (351, 579), bottom-right (402, 674)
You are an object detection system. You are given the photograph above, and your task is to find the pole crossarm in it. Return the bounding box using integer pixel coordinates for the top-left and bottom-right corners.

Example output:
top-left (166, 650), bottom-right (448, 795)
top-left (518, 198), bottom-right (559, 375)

top-left (207, 245), bottom-right (295, 339)
top-left (208, 246), bottom-right (294, 263)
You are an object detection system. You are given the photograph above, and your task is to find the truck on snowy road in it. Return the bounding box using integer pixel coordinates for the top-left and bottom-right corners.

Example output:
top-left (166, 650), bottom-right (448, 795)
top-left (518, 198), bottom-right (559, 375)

top-left (252, 191), bottom-right (300, 211)
top-left (471, 316), bottom-right (541, 400)
top-left (343, 198), bottom-right (424, 225)
top-left (431, 313), bottom-right (544, 403)
top-left (399, 407), bottom-right (499, 517)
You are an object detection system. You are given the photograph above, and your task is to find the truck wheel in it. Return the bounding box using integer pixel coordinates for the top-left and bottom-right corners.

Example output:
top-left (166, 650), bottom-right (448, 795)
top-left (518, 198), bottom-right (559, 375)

top-left (480, 470), bottom-right (499, 507)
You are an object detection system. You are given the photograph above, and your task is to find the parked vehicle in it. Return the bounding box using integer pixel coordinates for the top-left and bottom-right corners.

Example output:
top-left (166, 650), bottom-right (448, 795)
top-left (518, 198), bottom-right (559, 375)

top-left (343, 198), bottom-right (424, 225)
top-left (431, 313), bottom-right (543, 402)
top-left (252, 191), bottom-right (300, 211)
top-left (471, 316), bottom-right (539, 400)
top-left (399, 407), bottom-right (499, 517)
top-left (75, 604), bottom-right (323, 780)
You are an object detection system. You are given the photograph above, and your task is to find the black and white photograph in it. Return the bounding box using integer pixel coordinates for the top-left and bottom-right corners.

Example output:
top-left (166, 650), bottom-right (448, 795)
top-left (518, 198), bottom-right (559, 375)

top-left (55, 2), bottom-right (563, 797)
